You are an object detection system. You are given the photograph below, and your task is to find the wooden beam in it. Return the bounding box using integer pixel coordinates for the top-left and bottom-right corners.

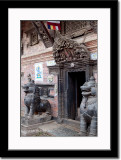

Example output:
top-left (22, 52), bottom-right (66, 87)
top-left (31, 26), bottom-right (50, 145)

top-left (31, 21), bottom-right (47, 47)
top-left (39, 21), bottom-right (54, 45)
top-left (31, 21), bottom-right (54, 48)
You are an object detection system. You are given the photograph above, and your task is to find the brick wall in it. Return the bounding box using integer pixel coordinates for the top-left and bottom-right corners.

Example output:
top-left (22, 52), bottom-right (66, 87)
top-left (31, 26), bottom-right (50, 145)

top-left (21, 49), bottom-right (58, 117)
top-left (22, 32), bottom-right (46, 56)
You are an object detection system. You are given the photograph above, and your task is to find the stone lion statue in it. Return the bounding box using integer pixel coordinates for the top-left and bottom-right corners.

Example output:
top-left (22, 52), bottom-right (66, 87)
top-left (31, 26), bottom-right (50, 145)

top-left (80, 76), bottom-right (97, 136)
top-left (22, 75), bottom-right (51, 118)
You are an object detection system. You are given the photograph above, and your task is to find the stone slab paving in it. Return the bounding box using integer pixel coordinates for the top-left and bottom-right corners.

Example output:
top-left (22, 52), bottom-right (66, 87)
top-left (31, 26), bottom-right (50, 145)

top-left (37, 121), bottom-right (81, 137)
top-left (46, 126), bottom-right (80, 137)
top-left (21, 121), bottom-right (82, 137)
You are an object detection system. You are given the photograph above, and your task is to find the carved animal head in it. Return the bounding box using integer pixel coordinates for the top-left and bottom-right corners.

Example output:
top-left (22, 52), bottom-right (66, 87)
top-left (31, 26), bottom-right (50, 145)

top-left (80, 76), bottom-right (96, 97)
top-left (22, 79), bottom-right (37, 94)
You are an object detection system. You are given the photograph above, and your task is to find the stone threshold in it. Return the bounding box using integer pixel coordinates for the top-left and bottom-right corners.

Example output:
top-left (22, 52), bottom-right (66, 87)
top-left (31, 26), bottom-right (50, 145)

top-left (62, 118), bottom-right (80, 130)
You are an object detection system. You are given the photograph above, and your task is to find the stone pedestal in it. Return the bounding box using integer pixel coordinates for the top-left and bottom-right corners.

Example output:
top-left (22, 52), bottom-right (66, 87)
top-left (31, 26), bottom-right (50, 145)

top-left (21, 113), bottom-right (52, 136)
top-left (21, 113), bottom-right (52, 126)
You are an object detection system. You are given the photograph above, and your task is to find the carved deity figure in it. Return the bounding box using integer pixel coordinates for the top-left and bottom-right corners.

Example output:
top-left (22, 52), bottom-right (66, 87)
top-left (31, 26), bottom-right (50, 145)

top-left (22, 74), bottom-right (51, 118)
top-left (80, 76), bottom-right (97, 136)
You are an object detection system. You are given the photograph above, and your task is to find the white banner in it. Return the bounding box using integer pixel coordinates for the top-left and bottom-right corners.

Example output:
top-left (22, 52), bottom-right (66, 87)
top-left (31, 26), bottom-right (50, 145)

top-left (35, 63), bottom-right (43, 81)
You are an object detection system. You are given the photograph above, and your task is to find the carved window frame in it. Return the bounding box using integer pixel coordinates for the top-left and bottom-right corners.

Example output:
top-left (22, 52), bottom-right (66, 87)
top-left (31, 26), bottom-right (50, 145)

top-left (29, 30), bottom-right (39, 46)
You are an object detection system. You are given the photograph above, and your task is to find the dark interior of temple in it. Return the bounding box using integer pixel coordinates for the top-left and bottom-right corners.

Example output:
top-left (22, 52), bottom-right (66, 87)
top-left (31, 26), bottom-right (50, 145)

top-left (68, 71), bottom-right (85, 120)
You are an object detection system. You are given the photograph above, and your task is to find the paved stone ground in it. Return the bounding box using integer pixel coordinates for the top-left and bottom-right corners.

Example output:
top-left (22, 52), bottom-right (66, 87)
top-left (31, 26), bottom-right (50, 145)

top-left (37, 122), bottom-right (81, 137)
top-left (46, 126), bottom-right (80, 136)
top-left (21, 121), bottom-right (82, 137)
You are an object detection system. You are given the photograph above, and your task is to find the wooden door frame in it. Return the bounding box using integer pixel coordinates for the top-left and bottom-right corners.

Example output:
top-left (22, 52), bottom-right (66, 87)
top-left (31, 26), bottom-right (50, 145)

top-left (48, 63), bottom-right (94, 120)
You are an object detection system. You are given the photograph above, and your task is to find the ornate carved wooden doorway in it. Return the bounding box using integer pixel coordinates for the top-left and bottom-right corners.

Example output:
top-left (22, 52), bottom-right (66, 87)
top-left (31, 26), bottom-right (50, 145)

top-left (48, 34), bottom-right (95, 121)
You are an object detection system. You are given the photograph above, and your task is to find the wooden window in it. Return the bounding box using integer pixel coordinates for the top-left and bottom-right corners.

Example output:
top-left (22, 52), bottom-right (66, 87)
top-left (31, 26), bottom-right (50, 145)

top-left (30, 31), bottom-right (38, 46)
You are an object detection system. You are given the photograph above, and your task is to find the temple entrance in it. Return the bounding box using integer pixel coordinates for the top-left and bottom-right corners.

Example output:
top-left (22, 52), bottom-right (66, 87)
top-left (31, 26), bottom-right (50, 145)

top-left (67, 71), bottom-right (86, 120)
top-left (48, 35), bottom-right (93, 121)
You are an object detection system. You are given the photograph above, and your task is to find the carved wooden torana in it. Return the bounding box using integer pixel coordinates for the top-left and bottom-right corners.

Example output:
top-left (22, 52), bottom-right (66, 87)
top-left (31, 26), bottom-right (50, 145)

top-left (53, 33), bottom-right (90, 65)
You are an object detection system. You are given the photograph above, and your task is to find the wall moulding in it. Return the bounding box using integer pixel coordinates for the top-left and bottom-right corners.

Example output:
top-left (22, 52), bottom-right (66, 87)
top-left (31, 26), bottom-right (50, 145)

top-left (21, 58), bottom-right (54, 66)
top-left (21, 47), bottom-right (53, 59)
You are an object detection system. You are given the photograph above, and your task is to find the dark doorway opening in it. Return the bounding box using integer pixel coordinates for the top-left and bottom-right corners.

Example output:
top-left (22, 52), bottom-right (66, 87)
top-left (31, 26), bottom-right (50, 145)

top-left (67, 71), bottom-right (86, 120)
